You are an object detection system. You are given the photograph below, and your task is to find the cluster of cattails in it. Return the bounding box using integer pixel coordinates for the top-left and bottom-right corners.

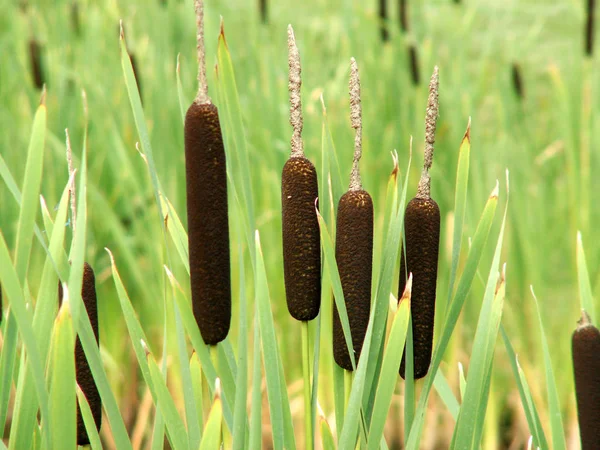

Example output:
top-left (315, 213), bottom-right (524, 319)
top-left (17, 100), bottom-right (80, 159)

top-left (59, 263), bottom-right (102, 445)
top-left (281, 25), bottom-right (321, 322)
top-left (400, 67), bottom-right (440, 379)
top-left (185, 0), bottom-right (231, 346)
top-left (572, 311), bottom-right (600, 449)
top-left (332, 59), bottom-right (374, 370)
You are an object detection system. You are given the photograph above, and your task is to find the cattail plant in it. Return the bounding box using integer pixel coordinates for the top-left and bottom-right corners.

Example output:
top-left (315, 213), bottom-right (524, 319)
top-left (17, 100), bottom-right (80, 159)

top-left (572, 311), bottom-right (600, 449)
top-left (281, 25), bottom-right (321, 322)
top-left (399, 67), bottom-right (440, 379)
top-left (396, 0), bottom-right (420, 85)
top-left (332, 58), bottom-right (373, 371)
top-left (29, 39), bottom-right (44, 89)
top-left (586, 0), bottom-right (596, 56)
top-left (185, 0), bottom-right (231, 345)
top-left (70, 2), bottom-right (81, 37)
top-left (379, 0), bottom-right (389, 41)
top-left (259, 0), bottom-right (268, 23)
top-left (58, 264), bottom-right (102, 445)
top-left (511, 62), bottom-right (524, 99)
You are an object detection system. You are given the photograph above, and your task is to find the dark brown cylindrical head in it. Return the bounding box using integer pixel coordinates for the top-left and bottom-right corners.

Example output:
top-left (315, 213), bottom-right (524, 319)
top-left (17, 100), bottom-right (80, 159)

top-left (586, 0), bottom-right (596, 56)
top-left (332, 190), bottom-right (373, 371)
top-left (511, 63), bottom-right (524, 99)
top-left (77, 263), bottom-right (101, 445)
top-left (185, 101), bottom-right (231, 345)
top-left (259, 0), bottom-right (268, 23)
top-left (572, 317), bottom-right (600, 449)
top-left (58, 264), bottom-right (102, 445)
top-left (29, 39), bottom-right (44, 90)
top-left (399, 197), bottom-right (440, 379)
top-left (399, 0), bottom-right (408, 33)
top-left (281, 156), bottom-right (321, 321)
top-left (408, 45), bottom-right (420, 86)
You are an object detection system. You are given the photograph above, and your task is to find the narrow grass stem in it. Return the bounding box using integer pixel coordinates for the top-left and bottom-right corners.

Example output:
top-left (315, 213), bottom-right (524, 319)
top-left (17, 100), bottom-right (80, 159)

top-left (344, 370), bottom-right (352, 410)
top-left (302, 321), bottom-right (313, 450)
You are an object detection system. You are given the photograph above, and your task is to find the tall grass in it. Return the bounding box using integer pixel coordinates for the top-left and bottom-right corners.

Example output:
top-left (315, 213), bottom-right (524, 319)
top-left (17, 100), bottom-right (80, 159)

top-left (1, 0), bottom-right (598, 448)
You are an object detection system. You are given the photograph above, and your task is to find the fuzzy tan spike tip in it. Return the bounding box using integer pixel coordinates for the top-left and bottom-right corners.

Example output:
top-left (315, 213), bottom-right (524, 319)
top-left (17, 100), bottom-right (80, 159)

top-left (349, 57), bottom-right (363, 191)
top-left (194, 0), bottom-right (209, 103)
top-left (416, 66), bottom-right (439, 199)
top-left (288, 24), bottom-right (304, 158)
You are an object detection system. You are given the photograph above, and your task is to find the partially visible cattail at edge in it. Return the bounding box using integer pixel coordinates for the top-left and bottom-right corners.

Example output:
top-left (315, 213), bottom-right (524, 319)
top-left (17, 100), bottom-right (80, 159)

top-left (185, 0), bottom-right (231, 345)
top-left (399, 67), bottom-right (441, 379)
top-left (333, 58), bottom-right (374, 371)
top-left (572, 311), bottom-right (600, 449)
top-left (282, 25), bottom-right (321, 321)
top-left (58, 264), bottom-right (102, 445)
top-left (29, 39), bottom-right (45, 90)
top-left (586, 0), bottom-right (596, 56)
top-left (379, 0), bottom-right (389, 41)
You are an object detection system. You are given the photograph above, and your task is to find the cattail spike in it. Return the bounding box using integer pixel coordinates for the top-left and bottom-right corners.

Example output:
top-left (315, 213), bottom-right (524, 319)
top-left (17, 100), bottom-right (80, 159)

top-left (194, 0), bottom-right (209, 103)
top-left (417, 66), bottom-right (439, 199)
top-left (288, 24), bottom-right (304, 158)
top-left (349, 58), bottom-right (362, 191)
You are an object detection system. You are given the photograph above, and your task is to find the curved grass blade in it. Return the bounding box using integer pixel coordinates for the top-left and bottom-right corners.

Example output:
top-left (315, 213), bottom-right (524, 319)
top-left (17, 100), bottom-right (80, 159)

top-left (367, 281), bottom-right (411, 449)
top-left (406, 182), bottom-right (499, 449)
top-left (530, 288), bottom-right (566, 450)
top-left (77, 385), bottom-right (103, 450)
top-left (577, 232), bottom-right (595, 324)
top-left (199, 381), bottom-right (223, 450)
top-left (146, 349), bottom-right (189, 450)
top-left (49, 300), bottom-right (76, 450)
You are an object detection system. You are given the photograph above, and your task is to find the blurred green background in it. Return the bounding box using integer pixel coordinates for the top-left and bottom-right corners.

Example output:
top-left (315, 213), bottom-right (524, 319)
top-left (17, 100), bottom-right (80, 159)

top-left (1, 0), bottom-right (598, 447)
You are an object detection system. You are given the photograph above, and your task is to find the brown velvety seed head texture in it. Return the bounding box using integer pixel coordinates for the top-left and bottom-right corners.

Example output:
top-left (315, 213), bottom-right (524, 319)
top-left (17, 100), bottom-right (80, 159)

top-left (399, 197), bottom-right (440, 379)
top-left (572, 322), bottom-right (600, 449)
top-left (58, 263), bottom-right (102, 445)
top-left (332, 190), bottom-right (373, 371)
top-left (281, 156), bottom-right (321, 321)
top-left (185, 102), bottom-right (231, 345)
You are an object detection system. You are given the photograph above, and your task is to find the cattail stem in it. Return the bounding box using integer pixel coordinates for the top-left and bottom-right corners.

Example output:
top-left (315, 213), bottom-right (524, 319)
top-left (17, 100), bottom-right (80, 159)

top-left (416, 66), bottom-right (439, 199)
top-left (399, 0), bottom-right (408, 32)
top-left (349, 58), bottom-right (362, 191)
top-left (288, 25), bottom-right (304, 158)
top-left (259, 0), bottom-right (268, 23)
top-left (194, 0), bottom-right (209, 103)
top-left (302, 321), bottom-right (313, 450)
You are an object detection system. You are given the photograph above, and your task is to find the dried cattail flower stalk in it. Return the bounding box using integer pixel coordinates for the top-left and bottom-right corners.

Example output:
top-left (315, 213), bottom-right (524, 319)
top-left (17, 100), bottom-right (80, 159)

top-left (185, 0), bottom-right (231, 344)
top-left (400, 67), bottom-right (441, 379)
top-left (281, 25), bottom-right (321, 321)
top-left (333, 58), bottom-right (374, 370)
top-left (572, 311), bottom-right (600, 449)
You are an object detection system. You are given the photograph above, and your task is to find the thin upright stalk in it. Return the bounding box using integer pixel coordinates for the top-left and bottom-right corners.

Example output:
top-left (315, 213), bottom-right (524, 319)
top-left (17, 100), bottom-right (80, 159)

top-left (344, 370), bottom-right (352, 410)
top-left (302, 321), bottom-right (313, 450)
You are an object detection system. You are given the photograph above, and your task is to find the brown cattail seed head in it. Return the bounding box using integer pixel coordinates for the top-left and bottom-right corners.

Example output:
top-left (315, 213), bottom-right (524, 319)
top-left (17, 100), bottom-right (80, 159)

top-left (572, 311), bottom-right (600, 449)
top-left (29, 39), bottom-right (44, 90)
top-left (59, 263), bottom-right (102, 445)
top-left (185, 102), bottom-right (231, 345)
top-left (379, 0), bottom-right (389, 42)
top-left (399, 197), bottom-right (440, 379)
top-left (333, 190), bottom-right (374, 370)
top-left (586, 0), bottom-right (596, 56)
top-left (409, 45), bottom-right (420, 86)
top-left (511, 63), bottom-right (524, 99)
top-left (281, 156), bottom-right (321, 321)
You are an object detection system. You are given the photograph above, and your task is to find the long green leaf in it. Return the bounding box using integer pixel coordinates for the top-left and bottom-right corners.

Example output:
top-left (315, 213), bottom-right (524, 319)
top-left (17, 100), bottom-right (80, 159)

top-left (576, 232), bottom-right (596, 324)
top-left (77, 386), bottom-right (103, 450)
